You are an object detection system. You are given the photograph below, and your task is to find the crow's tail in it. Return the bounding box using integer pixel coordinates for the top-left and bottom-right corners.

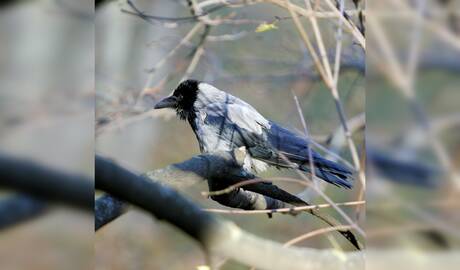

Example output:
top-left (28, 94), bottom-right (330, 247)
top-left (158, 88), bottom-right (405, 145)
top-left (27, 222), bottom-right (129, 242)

top-left (243, 182), bottom-right (361, 250)
top-left (300, 157), bottom-right (354, 188)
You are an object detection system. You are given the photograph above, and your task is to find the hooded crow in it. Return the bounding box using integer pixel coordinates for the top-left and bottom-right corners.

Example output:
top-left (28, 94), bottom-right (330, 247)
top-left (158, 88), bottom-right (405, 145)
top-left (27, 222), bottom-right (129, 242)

top-left (154, 79), bottom-right (353, 188)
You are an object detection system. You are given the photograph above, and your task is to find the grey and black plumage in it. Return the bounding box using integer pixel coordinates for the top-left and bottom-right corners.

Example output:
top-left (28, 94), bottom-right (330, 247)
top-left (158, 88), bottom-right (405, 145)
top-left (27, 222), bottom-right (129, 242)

top-left (155, 80), bottom-right (361, 250)
top-left (154, 79), bottom-right (354, 188)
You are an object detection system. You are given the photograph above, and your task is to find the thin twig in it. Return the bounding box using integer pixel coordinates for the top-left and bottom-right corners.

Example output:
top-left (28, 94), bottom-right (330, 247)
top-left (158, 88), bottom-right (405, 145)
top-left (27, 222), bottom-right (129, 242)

top-left (204, 200), bottom-right (365, 214)
top-left (270, 0), bottom-right (365, 48)
top-left (292, 92), bottom-right (317, 182)
top-left (321, 0), bottom-right (365, 48)
top-left (283, 225), bottom-right (354, 247)
top-left (291, 91), bottom-right (323, 202)
top-left (309, 139), bottom-right (354, 169)
top-left (308, 1), bottom-right (365, 212)
top-left (180, 25), bottom-right (211, 81)
top-left (332, 0), bottom-right (345, 86)
top-left (202, 177), bottom-right (309, 197)
top-left (284, 0), bottom-right (330, 86)
top-left (122, 0), bottom-right (227, 24)
top-left (142, 22), bottom-right (204, 100)
top-left (277, 152), bottom-right (365, 237)
top-left (305, 0), bottom-right (334, 81)
top-left (285, 0), bottom-right (365, 228)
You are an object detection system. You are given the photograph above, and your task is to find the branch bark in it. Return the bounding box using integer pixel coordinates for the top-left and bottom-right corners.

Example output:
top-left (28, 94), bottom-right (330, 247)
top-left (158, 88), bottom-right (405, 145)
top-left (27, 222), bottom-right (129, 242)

top-left (95, 152), bottom-right (362, 249)
top-left (95, 156), bottom-right (364, 270)
top-left (0, 155), bottom-right (93, 230)
top-left (95, 151), bottom-right (256, 229)
top-left (0, 195), bottom-right (47, 231)
top-left (0, 154), bottom-right (93, 210)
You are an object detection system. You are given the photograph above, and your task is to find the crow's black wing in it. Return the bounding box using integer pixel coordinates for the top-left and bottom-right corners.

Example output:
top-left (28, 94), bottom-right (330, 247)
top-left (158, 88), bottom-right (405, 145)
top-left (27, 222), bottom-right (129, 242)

top-left (249, 122), bottom-right (354, 188)
top-left (202, 103), bottom-right (353, 188)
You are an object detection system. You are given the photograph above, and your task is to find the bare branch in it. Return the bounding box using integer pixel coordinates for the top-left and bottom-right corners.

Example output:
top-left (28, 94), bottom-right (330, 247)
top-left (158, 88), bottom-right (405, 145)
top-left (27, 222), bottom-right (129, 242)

top-left (95, 156), bottom-right (364, 270)
top-left (284, 225), bottom-right (354, 247)
top-left (204, 200), bottom-right (365, 215)
top-left (0, 155), bottom-right (93, 210)
top-left (95, 151), bottom-right (362, 249)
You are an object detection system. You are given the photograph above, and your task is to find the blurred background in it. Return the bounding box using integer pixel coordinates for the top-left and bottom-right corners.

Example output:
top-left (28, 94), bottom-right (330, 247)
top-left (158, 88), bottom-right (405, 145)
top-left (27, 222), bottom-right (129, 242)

top-left (0, 0), bottom-right (93, 269)
top-left (366, 0), bottom-right (460, 269)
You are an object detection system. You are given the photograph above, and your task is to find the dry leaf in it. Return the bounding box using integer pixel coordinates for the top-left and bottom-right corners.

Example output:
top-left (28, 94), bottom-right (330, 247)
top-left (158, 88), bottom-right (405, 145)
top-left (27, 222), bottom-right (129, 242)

top-left (255, 22), bottom-right (278, 33)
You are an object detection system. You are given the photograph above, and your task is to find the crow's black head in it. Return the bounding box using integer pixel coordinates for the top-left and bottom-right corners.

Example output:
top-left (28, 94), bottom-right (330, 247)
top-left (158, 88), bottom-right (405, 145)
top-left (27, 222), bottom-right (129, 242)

top-left (154, 79), bottom-right (200, 120)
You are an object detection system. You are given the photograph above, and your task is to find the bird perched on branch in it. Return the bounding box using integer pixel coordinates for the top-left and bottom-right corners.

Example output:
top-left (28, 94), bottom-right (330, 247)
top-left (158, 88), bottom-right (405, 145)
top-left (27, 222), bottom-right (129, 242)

top-left (154, 79), bottom-right (354, 188)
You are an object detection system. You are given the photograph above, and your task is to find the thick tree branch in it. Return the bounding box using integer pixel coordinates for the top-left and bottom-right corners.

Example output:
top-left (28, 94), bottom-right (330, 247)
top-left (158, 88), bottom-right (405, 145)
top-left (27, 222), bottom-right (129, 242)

top-left (0, 155), bottom-right (93, 210)
top-left (95, 156), bottom-right (364, 270)
top-left (95, 194), bottom-right (127, 230)
top-left (95, 152), bottom-right (362, 249)
top-left (144, 151), bottom-right (252, 187)
top-left (0, 155), bottom-right (93, 230)
top-left (96, 151), bottom-right (254, 229)
top-left (0, 195), bottom-right (47, 231)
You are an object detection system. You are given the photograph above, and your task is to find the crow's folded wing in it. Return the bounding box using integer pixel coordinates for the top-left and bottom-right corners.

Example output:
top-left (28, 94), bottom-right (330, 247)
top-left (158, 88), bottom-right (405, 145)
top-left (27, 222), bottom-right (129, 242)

top-left (205, 103), bottom-right (319, 165)
top-left (203, 103), bottom-right (353, 188)
top-left (256, 122), bottom-right (354, 188)
top-left (224, 103), bottom-right (270, 135)
top-left (202, 102), bottom-right (270, 148)
top-left (265, 122), bottom-right (320, 163)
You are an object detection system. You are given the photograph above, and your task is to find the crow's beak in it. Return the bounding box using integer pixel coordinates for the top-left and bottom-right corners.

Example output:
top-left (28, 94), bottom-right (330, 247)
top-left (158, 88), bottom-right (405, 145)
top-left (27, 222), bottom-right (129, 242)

top-left (154, 96), bottom-right (177, 109)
